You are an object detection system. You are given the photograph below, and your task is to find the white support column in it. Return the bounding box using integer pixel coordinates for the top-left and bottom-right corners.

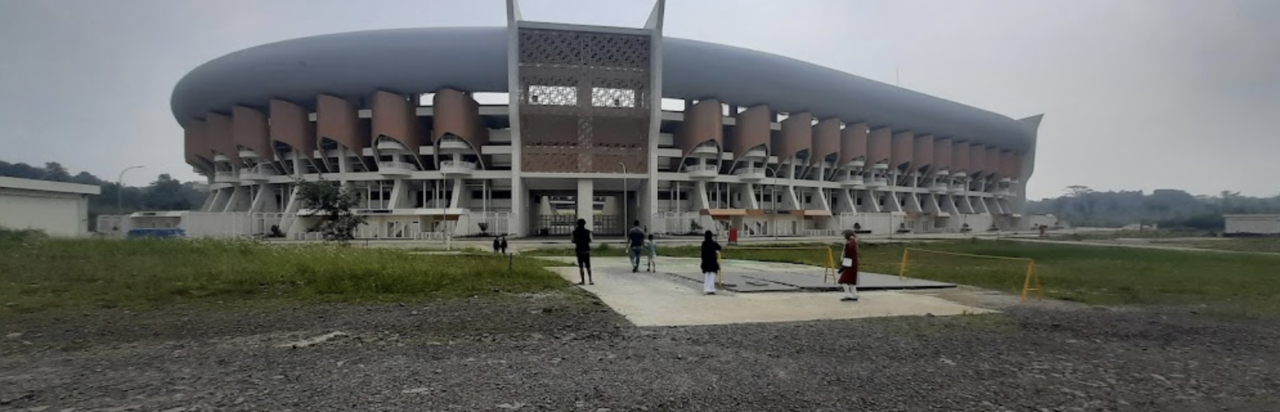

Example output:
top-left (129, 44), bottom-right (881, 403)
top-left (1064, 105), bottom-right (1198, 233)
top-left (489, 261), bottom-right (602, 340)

top-left (693, 180), bottom-right (711, 211)
top-left (249, 184), bottom-right (271, 214)
top-left (839, 189), bottom-right (858, 214)
top-left (450, 178), bottom-right (465, 209)
top-left (223, 186), bottom-right (249, 213)
top-left (389, 179), bottom-right (409, 209)
top-left (576, 179), bottom-right (594, 230)
top-left (506, 0), bottom-right (525, 236)
top-left (741, 183), bottom-right (760, 209)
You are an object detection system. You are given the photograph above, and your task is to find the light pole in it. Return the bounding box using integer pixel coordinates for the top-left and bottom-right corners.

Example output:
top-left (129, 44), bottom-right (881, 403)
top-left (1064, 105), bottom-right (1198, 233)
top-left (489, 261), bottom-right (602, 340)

top-left (772, 167), bottom-right (779, 242)
top-left (619, 162), bottom-right (627, 236)
top-left (117, 165), bottom-right (144, 214)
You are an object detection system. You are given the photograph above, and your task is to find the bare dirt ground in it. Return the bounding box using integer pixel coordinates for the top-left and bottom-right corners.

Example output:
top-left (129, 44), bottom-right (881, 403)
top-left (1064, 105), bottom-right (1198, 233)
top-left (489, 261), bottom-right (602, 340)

top-left (3, 292), bottom-right (1279, 412)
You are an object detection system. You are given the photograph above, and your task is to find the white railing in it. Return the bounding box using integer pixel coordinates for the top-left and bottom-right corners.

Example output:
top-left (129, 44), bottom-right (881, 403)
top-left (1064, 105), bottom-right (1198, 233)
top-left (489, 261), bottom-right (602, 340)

top-left (214, 170), bottom-right (237, 183)
top-left (440, 160), bottom-right (477, 171)
top-left (378, 161), bottom-right (420, 172)
top-left (650, 211), bottom-right (716, 236)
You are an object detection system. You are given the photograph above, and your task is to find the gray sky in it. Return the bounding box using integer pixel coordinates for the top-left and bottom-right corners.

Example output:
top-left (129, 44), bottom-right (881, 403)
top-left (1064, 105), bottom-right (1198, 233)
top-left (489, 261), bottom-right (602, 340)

top-left (1, 0), bottom-right (1276, 200)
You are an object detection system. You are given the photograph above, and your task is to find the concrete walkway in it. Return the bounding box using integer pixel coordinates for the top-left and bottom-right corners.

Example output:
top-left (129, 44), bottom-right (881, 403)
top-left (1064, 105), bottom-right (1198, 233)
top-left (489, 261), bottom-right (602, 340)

top-left (550, 257), bottom-right (993, 327)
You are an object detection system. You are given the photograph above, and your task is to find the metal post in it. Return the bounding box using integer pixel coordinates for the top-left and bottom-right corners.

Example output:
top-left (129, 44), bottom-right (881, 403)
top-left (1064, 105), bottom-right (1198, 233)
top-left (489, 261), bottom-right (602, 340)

top-left (619, 162), bottom-right (627, 236)
top-left (117, 165), bottom-right (144, 214)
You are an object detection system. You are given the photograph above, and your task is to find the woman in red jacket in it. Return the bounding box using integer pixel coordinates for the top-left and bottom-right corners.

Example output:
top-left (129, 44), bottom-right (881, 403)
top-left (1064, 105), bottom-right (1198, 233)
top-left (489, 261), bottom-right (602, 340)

top-left (838, 229), bottom-right (860, 302)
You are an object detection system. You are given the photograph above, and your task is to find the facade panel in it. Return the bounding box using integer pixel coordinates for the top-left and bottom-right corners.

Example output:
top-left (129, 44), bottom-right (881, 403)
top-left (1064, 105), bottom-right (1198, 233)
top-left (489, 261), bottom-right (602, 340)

top-left (933, 137), bottom-right (952, 172)
top-left (729, 106), bottom-right (771, 158)
top-left (268, 99), bottom-right (316, 159)
top-left (674, 99), bottom-right (723, 154)
top-left (206, 112), bottom-right (236, 163)
top-left (867, 127), bottom-right (891, 165)
top-left (232, 106), bottom-right (271, 159)
top-left (316, 94), bottom-right (365, 153)
top-left (839, 123), bottom-right (868, 165)
top-left (371, 90), bottom-right (423, 152)
top-left (811, 118), bottom-right (841, 165)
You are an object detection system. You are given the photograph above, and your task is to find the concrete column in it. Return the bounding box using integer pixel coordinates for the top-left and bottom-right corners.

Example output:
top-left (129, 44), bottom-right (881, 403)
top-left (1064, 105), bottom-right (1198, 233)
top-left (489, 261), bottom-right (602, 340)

top-left (862, 190), bottom-right (882, 213)
top-left (838, 189), bottom-right (858, 214)
top-left (693, 181), bottom-right (711, 211)
top-left (203, 189), bottom-right (222, 212)
top-left (389, 179), bottom-right (409, 209)
top-left (741, 183), bottom-right (760, 209)
top-left (449, 178), bottom-right (465, 209)
top-left (576, 179), bottom-right (594, 230)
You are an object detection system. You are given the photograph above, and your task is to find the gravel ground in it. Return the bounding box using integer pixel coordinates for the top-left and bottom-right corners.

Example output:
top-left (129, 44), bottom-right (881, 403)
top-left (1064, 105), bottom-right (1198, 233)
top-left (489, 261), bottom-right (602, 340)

top-left (2, 293), bottom-right (1278, 412)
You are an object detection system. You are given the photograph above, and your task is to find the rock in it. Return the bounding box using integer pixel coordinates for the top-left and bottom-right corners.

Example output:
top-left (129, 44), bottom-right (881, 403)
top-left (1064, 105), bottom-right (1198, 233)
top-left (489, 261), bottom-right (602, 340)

top-left (5, 332), bottom-right (21, 339)
top-left (401, 387), bottom-right (431, 394)
top-left (275, 331), bottom-right (348, 348)
top-left (497, 402), bottom-right (525, 410)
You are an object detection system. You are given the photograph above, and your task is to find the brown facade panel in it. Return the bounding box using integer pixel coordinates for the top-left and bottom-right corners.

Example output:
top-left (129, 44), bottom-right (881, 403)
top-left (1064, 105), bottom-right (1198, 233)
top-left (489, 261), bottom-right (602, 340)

top-left (933, 138), bottom-right (952, 172)
top-left (774, 113), bottom-right (812, 162)
top-left (811, 118), bottom-right (841, 163)
top-left (432, 88), bottom-right (489, 148)
top-left (316, 94), bottom-right (365, 153)
top-left (232, 106), bottom-right (271, 159)
top-left (952, 141), bottom-right (969, 173)
top-left (985, 146), bottom-right (1001, 177)
top-left (913, 134), bottom-right (934, 173)
top-left (371, 90), bottom-right (423, 152)
top-left (890, 131), bottom-right (914, 171)
top-left (1000, 150), bottom-right (1016, 180)
top-left (839, 123), bottom-right (868, 165)
top-left (206, 112), bottom-right (236, 163)
top-left (969, 143), bottom-right (986, 174)
top-left (729, 105), bottom-right (771, 158)
top-left (183, 120), bottom-right (212, 170)
top-left (675, 99), bottom-right (723, 154)
top-left (268, 99), bottom-right (315, 158)
top-left (1012, 153), bottom-right (1024, 181)
top-left (867, 127), bottom-right (891, 165)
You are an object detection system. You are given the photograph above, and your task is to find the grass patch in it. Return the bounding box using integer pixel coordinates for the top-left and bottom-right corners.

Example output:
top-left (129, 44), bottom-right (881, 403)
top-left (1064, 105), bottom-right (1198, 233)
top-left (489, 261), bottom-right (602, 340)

top-left (0, 229), bottom-right (570, 314)
top-left (1172, 238), bottom-right (1280, 254)
top-left (530, 238), bottom-right (1280, 314)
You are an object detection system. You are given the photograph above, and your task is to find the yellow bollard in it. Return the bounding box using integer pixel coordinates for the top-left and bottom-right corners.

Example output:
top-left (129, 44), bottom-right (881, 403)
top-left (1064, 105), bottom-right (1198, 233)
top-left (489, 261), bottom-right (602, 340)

top-left (898, 248), bottom-right (911, 280)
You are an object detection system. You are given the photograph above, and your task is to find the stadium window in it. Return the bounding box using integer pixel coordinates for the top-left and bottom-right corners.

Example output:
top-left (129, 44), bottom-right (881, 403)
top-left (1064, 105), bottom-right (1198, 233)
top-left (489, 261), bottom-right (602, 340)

top-left (473, 92), bottom-right (509, 105)
top-left (528, 86), bottom-right (576, 106)
top-left (591, 87), bottom-right (636, 108)
top-left (660, 98), bottom-right (684, 112)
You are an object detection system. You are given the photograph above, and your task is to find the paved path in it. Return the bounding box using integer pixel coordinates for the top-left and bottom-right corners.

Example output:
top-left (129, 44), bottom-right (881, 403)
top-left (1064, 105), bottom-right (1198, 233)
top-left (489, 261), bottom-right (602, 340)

top-left (550, 257), bottom-right (992, 327)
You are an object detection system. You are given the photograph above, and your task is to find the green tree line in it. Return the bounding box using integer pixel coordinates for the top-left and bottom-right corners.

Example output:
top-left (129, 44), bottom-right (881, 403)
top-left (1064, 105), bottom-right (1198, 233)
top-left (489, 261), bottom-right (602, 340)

top-left (1028, 185), bottom-right (1280, 230)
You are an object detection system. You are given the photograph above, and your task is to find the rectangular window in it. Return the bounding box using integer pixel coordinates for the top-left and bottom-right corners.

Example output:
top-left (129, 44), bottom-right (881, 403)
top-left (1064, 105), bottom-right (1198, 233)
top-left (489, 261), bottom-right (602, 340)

top-left (591, 87), bottom-right (636, 108)
top-left (528, 85), bottom-right (576, 106)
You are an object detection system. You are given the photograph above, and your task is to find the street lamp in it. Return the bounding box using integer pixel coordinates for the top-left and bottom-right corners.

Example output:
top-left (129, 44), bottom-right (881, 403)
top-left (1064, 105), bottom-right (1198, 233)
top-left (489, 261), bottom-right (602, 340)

top-left (619, 161), bottom-right (627, 236)
top-left (117, 165), bottom-right (144, 214)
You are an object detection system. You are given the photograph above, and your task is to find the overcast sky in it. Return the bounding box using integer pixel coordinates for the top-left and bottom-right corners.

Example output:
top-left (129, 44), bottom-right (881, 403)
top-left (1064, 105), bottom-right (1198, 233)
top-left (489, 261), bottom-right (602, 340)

top-left (1, 0), bottom-right (1276, 199)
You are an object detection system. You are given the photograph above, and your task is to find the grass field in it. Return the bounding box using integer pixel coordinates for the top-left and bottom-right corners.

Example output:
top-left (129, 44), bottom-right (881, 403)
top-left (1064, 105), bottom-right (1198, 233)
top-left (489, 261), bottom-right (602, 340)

top-left (1048, 229), bottom-right (1280, 254)
top-left (0, 229), bottom-right (568, 314)
top-left (527, 239), bottom-right (1280, 315)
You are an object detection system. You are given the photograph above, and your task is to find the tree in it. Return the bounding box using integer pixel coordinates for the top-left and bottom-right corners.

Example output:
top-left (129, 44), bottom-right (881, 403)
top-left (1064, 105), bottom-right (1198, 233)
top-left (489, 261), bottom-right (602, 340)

top-left (295, 177), bottom-right (365, 244)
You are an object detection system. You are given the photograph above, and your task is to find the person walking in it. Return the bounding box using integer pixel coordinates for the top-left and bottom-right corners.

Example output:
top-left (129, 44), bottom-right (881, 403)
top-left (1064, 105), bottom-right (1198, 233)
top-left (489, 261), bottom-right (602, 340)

top-left (838, 229), bottom-right (860, 302)
top-left (499, 236), bottom-right (509, 255)
top-left (492, 236), bottom-right (500, 254)
top-left (700, 230), bottom-right (721, 295)
top-left (644, 233), bottom-right (657, 272)
top-left (571, 219), bottom-right (594, 285)
top-left (627, 220), bottom-right (646, 273)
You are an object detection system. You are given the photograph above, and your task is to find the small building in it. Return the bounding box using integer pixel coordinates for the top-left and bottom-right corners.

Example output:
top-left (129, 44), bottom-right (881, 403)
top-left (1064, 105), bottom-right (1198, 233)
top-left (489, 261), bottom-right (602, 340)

top-left (0, 176), bottom-right (101, 237)
top-left (1224, 214), bottom-right (1280, 236)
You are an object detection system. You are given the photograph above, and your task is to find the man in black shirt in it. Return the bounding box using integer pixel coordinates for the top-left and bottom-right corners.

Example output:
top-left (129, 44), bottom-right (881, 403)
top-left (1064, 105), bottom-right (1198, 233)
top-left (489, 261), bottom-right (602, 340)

top-left (571, 218), bottom-right (594, 285)
top-left (627, 220), bottom-right (646, 273)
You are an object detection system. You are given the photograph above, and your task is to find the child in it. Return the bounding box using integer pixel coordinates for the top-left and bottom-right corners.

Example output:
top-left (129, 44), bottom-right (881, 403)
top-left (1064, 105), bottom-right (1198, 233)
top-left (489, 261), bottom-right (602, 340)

top-left (644, 234), bottom-right (657, 272)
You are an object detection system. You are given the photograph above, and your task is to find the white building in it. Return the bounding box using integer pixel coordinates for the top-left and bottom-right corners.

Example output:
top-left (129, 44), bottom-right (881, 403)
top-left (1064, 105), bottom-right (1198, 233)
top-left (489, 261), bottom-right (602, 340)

top-left (0, 176), bottom-right (100, 237)
top-left (1224, 215), bottom-right (1280, 236)
top-left (164, 0), bottom-right (1043, 240)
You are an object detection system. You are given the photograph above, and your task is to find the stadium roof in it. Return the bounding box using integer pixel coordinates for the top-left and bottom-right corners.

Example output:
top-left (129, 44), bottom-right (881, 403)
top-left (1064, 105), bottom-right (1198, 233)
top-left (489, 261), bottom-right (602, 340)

top-left (171, 27), bottom-right (1038, 151)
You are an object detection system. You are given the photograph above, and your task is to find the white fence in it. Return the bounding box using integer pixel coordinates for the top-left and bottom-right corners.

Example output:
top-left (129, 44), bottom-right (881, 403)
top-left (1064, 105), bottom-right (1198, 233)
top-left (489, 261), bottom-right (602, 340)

top-left (650, 211), bottom-right (715, 236)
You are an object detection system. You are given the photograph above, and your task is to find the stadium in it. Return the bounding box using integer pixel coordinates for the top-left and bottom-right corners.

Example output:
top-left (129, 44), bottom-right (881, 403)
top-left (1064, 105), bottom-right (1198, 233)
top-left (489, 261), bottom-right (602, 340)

top-left (163, 0), bottom-right (1043, 239)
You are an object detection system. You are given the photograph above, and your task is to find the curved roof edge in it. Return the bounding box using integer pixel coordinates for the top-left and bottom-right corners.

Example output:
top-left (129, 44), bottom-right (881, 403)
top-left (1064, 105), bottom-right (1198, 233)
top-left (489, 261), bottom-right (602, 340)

top-left (171, 26), bottom-right (1038, 151)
